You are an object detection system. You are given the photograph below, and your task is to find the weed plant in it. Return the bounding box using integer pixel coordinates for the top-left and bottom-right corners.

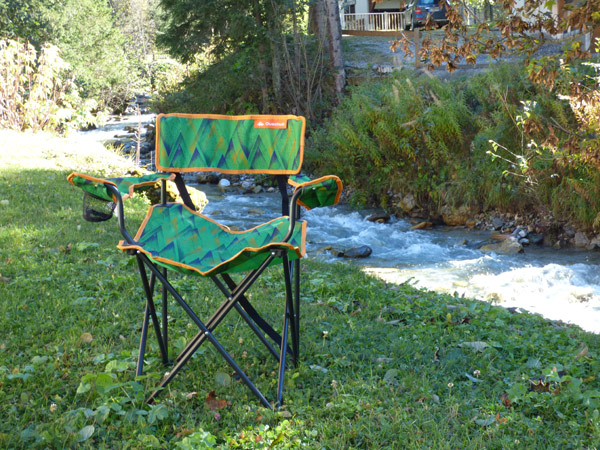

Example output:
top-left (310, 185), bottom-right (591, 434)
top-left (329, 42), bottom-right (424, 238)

top-left (2, 132), bottom-right (600, 448)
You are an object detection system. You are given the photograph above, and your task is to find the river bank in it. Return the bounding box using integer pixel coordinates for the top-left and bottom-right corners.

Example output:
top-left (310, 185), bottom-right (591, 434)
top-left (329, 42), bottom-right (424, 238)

top-left (4, 124), bottom-right (600, 333)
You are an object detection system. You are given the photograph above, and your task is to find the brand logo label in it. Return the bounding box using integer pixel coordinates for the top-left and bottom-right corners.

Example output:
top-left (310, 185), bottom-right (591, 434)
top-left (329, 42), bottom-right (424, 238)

top-left (254, 118), bottom-right (287, 129)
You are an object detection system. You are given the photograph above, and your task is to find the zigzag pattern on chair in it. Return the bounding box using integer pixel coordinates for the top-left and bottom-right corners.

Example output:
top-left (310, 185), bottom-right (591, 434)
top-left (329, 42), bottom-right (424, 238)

top-left (289, 175), bottom-right (343, 210)
top-left (118, 203), bottom-right (306, 276)
top-left (68, 172), bottom-right (175, 201)
top-left (156, 114), bottom-right (305, 174)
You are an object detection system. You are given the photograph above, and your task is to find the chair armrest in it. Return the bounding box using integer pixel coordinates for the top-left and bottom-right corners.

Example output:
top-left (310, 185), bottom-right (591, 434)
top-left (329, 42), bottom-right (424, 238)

top-left (67, 172), bottom-right (176, 202)
top-left (288, 175), bottom-right (343, 210)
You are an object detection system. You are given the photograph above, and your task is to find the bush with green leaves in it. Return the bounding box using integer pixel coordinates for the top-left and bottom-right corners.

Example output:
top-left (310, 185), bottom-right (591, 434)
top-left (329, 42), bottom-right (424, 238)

top-left (0, 39), bottom-right (97, 133)
top-left (153, 49), bottom-right (262, 115)
top-left (308, 70), bottom-right (472, 210)
top-left (308, 63), bottom-right (600, 229)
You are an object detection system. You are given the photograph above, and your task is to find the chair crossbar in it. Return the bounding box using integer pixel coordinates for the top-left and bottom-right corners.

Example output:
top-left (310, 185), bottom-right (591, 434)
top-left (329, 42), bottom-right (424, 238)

top-left (211, 276), bottom-right (282, 362)
top-left (220, 273), bottom-right (293, 358)
top-left (137, 248), bottom-right (295, 408)
top-left (137, 257), bottom-right (169, 364)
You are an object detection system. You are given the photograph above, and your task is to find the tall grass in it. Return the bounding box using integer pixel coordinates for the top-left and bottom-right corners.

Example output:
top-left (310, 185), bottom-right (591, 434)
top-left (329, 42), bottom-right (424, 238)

top-left (307, 63), bottom-right (600, 229)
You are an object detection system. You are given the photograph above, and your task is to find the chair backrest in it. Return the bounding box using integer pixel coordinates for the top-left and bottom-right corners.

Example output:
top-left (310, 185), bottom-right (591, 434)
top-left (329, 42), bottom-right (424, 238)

top-left (155, 113), bottom-right (306, 175)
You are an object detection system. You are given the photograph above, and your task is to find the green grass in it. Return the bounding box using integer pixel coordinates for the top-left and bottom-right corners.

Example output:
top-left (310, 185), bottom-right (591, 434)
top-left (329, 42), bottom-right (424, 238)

top-left (2, 130), bottom-right (600, 449)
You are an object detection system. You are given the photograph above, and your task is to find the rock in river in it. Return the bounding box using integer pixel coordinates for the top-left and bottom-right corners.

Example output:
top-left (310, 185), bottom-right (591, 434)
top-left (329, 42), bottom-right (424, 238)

top-left (480, 237), bottom-right (523, 255)
top-left (340, 245), bottom-right (373, 258)
top-left (367, 213), bottom-right (391, 223)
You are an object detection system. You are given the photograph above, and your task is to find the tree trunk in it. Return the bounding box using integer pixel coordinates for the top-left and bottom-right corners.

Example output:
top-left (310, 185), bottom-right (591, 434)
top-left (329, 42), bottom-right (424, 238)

top-left (323, 0), bottom-right (345, 94)
top-left (257, 42), bottom-right (270, 113)
top-left (270, 39), bottom-right (282, 107)
top-left (310, 0), bottom-right (330, 55)
top-left (254, 10), bottom-right (269, 113)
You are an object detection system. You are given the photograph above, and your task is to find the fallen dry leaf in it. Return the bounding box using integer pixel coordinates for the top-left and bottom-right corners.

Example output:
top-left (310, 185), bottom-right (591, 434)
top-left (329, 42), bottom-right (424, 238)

top-left (175, 427), bottom-right (194, 439)
top-left (185, 392), bottom-right (198, 400)
top-left (205, 390), bottom-right (227, 411)
top-left (575, 345), bottom-right (589, 360)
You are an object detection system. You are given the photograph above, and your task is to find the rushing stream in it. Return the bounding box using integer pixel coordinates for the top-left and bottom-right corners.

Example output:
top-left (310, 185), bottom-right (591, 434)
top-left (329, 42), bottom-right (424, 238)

top-left (199, 186), bottom-right (600, 334)
top-left (82, 112), bottom-right (600, 334)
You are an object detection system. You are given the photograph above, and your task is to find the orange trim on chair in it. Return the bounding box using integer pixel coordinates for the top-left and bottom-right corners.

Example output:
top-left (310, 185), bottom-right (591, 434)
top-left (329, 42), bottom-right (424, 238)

top-left (67, 172), bottom-right (176, 200)
top-left (67, 172), bottom-right (119, 201)
top-left (288, 175), bottom-right (343, 210)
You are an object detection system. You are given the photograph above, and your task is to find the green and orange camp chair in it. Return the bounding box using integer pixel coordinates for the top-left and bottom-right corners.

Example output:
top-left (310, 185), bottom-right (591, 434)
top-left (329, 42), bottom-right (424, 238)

top-left (68, 113), bottom-right (342, 408)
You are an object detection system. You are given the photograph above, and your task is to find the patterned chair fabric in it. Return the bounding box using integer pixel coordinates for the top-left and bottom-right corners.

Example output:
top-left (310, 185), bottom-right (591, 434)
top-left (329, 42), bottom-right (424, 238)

top-left (156, 114), bottom-right (305, 174)
top-left (289, 175), bottom-right (343, 210)
top-left (117, 203), bottom-right (306, 276)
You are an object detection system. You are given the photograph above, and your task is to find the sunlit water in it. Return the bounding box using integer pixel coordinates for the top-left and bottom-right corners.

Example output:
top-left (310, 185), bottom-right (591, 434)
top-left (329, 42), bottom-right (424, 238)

top-left (200, 186), bottom-right (600, 333)
top-left (76, 114), bottom-right (156, 143)
top-left (82, 117), bottom-right (600, 333)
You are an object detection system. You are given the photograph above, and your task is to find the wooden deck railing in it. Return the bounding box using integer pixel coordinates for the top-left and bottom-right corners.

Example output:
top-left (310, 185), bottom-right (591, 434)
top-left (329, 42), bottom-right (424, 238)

top-left (342, 12), bottom-right (409, 32)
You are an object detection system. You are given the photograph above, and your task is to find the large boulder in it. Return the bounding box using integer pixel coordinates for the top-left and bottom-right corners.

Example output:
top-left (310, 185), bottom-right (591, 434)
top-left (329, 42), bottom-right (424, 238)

top-left (440, 205), bottom-right (472, 227)
top-left (145, 180), bottom-right (208, 212)
top-left (480, 237), bottom-right (523, 255)
top-left (340, 245), bottom-right (373, 258)
top-left (398, 194), bottom-right (416, 213)
top-left (573, 232), bottom-right (590, 248)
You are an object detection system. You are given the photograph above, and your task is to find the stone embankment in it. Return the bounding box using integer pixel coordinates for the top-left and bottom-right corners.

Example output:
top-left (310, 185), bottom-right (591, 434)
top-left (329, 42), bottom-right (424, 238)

top-left (390, 190), bottom-right (600, 254)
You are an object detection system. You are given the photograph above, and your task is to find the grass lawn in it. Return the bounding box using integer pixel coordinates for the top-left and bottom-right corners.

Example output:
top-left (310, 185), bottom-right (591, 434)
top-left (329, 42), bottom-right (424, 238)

top-left (2, 130), bottom-right (600, 449)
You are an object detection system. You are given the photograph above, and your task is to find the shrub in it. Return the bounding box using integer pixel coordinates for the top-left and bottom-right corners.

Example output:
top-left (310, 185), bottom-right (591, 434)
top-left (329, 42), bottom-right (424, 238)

top-left (0, 39), bottom-right (96, 133)
top-left (307, 70), bottom-right (472, 209)
top-left (307, 62), bottom-right (600, 229)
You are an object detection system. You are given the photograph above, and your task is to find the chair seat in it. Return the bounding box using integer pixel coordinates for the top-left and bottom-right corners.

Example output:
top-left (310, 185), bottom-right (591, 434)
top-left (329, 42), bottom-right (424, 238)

top-left (118, 203), bottom-right (306, 276)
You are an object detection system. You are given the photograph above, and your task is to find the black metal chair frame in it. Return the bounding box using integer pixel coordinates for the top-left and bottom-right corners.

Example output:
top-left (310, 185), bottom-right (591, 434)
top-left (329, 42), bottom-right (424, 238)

top-left (106, 175), bottom-right (304, 409)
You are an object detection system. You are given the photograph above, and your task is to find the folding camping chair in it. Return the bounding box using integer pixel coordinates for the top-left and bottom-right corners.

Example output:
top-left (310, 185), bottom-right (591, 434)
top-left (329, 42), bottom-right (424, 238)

top-left (67, 113), bottom-right (342, 408)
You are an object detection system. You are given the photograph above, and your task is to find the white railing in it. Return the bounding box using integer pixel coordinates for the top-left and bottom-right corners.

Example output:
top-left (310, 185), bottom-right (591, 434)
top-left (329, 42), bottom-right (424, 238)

top-left (342, 12), bottom-right (408, 32)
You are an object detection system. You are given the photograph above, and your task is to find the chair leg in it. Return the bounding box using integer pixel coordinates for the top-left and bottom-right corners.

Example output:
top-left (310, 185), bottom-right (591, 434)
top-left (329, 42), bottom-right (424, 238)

top-left (139, 253), bottom-right (273, 409)
top-left (283, 259), bottom-right (298, 367)
top-left (136, 256), bottom-right (168, 365)
top-left (276, 253), bottom-right (295, 407)
top-left (291, 259), bottom-right (301, 364)
top-left (136, 302), bottom-right (150, 378)
top-left (161, 268), bottom-right (168, 360)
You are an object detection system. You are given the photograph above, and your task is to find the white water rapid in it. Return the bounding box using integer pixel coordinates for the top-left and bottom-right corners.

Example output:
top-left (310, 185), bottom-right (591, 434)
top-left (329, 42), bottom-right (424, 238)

top-left (201, 187), bottom-right (600, 334)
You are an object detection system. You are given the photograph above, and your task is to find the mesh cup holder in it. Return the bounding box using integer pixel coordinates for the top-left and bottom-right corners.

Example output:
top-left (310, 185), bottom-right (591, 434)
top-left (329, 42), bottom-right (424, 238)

top-left (82, 192), bottom-right (116, 222)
